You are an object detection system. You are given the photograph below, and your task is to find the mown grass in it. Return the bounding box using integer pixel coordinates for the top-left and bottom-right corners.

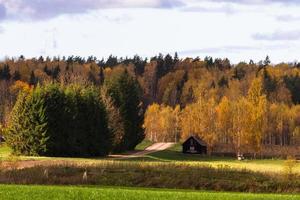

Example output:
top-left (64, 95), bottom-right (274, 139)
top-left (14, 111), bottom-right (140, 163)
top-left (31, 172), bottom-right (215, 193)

top-left (0, 185), bottom-right (299, 200)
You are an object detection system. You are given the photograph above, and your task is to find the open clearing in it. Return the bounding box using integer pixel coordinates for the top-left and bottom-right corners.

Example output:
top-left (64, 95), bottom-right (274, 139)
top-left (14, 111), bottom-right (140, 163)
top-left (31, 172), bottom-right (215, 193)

top-left (0, 185), bottom-right (299, 200)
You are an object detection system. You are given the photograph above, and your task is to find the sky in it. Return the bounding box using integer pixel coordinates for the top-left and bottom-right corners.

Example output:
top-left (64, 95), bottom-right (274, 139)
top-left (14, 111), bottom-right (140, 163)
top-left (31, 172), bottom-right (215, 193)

top-left (0, 0), bottom-right (300, 63)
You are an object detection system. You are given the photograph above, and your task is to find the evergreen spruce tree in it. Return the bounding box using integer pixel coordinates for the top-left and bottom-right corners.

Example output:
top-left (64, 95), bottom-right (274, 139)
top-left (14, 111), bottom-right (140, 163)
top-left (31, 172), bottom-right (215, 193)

top-left (12, 70), bottom-right (21, 81)
top-left (6, 92), bottom-right (28, 154)
top-left (99, 67), bottom-right (104, 85)
top-left (101, 87), bottom-right (125, 152)
top-left (7, 84), bottom-right (112, 157)
top-left (26, 86), bottom-right (49, 155)
top-left (6, 89), bottom-right (48, 156)
top-left (43, 65), bottom-right (51, 76)
top-left (174, 52), bottom-right (179, 63)
top-left (263, 55), bottom-right (271, 67)
top-left (52, 65), bottom-right (60, 80)
top-left (262, 68), bottom-right (277, 97)
top-left (0, 64), bottom-right (11, 80)
top-left (29, 71), bottom-right (37, 85)
top-left (105, 70), bottom-right (144, 151)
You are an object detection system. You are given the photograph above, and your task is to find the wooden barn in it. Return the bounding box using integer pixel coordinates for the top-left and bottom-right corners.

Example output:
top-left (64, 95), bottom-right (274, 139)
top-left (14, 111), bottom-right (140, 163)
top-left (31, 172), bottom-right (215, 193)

top-left (182, 136), bottom-right (207, 154)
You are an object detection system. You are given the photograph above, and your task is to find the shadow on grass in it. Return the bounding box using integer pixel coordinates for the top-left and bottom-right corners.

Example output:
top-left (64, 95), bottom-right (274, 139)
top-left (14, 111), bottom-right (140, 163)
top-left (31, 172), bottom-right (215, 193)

top-left (148, 150), bottom-right (235, 162)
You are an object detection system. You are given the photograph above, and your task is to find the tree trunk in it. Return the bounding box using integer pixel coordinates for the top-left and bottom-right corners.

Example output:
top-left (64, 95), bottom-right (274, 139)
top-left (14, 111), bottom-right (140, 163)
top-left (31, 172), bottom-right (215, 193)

top-left (207, 145), bottom-right (212, 156)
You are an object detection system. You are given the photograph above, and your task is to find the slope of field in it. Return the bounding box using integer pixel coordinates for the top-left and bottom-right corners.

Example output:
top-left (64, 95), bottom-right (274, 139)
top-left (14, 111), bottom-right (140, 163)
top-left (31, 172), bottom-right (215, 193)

top-left (0, 185), bottom-right (299, 200)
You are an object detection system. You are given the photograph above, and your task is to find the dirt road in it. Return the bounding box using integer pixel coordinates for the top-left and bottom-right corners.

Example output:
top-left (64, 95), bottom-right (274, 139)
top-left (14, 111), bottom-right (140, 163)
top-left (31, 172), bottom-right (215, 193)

top-left (110, 142), bottom-right (175, 159)
top-left (134, 142), bottom-right (175, 156)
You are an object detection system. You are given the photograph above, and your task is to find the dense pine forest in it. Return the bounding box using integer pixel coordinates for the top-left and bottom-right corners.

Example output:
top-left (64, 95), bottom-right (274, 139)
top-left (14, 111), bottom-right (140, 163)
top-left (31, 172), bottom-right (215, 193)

top-left (0, 54), bottom-right (300, 157)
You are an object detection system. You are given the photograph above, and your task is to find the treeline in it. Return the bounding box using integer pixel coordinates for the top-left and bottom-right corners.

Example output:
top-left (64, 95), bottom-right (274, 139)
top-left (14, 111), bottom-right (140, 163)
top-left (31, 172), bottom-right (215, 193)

top-left (1, 54), bottom-right (300, 156)
top-left (2, 68), bottom-right (143, 156)
top-left (8, 84), bottom-right (110, 156)
top-left (144, 78), bottom-right (300, 156)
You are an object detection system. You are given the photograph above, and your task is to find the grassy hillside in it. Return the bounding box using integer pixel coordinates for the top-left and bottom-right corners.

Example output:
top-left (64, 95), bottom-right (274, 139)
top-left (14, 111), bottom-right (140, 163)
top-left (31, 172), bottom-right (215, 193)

top-left (0, 185), bottom-right (299, 200)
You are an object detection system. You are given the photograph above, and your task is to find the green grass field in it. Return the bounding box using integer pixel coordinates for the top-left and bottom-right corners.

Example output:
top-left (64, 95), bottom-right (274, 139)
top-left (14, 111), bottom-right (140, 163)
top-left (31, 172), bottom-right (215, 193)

top-left (1, 143), bottom-right (300, 174)
top-left (134, 139), bottom-right (154, 151)
top-left (0, 185), bottom-right (299, 200)
top-left (131, 144), bottom-right (300, 174)
top-left (0, 145), bottom-right (10, 158)
top-left (1, 143), bottom-right (300, 194)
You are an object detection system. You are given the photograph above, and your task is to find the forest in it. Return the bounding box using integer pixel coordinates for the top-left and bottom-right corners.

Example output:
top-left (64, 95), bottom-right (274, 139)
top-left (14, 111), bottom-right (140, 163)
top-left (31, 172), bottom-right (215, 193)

top-left (0, 54), bottom-right (300, 157)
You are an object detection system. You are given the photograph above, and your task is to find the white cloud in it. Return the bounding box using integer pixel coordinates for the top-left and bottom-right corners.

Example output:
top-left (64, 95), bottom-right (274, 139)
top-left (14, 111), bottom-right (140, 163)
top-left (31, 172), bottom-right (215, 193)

top-left (276, 15), bottom-right (300, 22)
top-left (0, 0), bottom-right (184, 21)
top-left (181, 4), bottom-right (238, 15)
top-left (202, 0), bottom-right (300, 5)
top-left (0, 0), bottom-right (300, 63)
top-left (253, 30), bottom-right (300, 41)
top-left (0, 3), bottom-right (6, 20)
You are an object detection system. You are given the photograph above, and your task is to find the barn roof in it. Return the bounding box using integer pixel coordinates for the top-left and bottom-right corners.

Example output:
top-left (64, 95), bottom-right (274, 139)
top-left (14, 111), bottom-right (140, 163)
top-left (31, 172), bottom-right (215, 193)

top-left (182, 136), bottom-right (207, 146)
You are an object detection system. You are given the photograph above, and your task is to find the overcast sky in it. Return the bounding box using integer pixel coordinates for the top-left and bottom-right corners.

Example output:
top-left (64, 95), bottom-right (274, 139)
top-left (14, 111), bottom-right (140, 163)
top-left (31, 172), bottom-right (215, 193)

top-left (0, 0), bottom-right (300, 63)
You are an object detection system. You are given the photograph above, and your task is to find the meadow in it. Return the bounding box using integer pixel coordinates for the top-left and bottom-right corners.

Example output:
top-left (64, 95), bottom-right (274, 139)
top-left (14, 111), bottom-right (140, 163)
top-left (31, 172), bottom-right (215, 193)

top-left (2, 142), bottom-right (300, 174)
top-left (1, 142), bottom-right (300, 195)
top-left (0, 145), bottom-right (10, 158)
top-left (0, 185), bottom-right (299, 200)
top-left (140, 144), bottom-right (300, 174)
